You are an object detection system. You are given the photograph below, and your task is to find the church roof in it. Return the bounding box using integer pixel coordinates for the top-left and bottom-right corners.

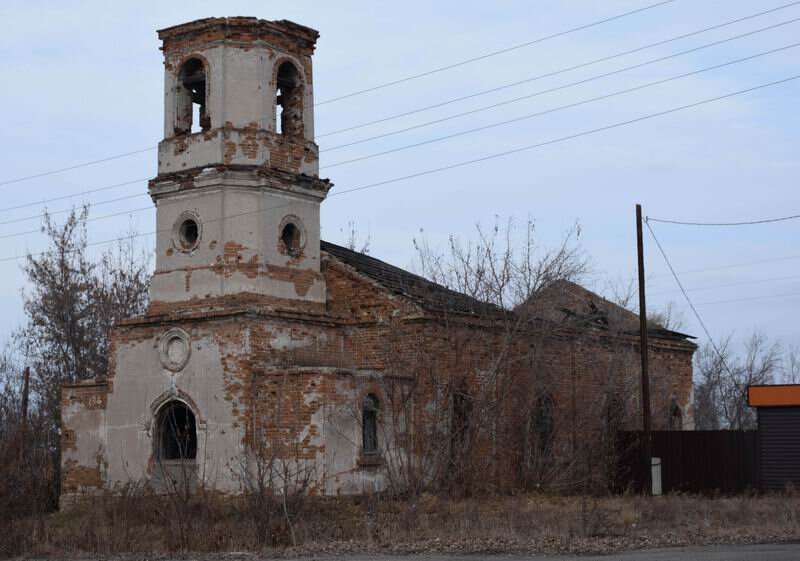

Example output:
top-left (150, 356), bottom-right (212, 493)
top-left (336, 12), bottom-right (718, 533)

top-left (321, 242), bottom-right (694, 342)
top-left (519, 279), bottom-right (695, 342)
top-left (320, 240), bottom-right (504, 317)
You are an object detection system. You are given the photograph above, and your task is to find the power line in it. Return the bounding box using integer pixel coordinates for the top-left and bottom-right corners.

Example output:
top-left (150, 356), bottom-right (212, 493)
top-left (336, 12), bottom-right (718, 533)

top-left (3, 39), bottom-right (792, 232)
top-left (670, 290), bottom-right (800, 308)
top-left (319, 42), bottom-right (800, 171)
top-left (605, 253), bottom-right (800, 296)
top-left (0, 178), bottom-right (149, 215)
top-left (0, 149), bottom-right (155, 189)
top-left (320, 16), bottom-right (800, 153)
top-left (314, 0), bottom-right (677, 106)
top-left (4, 4), bottom-right (797, 207)
top-left (647, 213), bottom-right (800, 226)
top-left (2, 72), bottom-right (797, 258)
top-left (0, 1), bottom-right (678, 188)
top-left (0, 203), bottom-right (154, 241)
top-left (649, 272), bottom-right (800, 297)
top-left (317, 2), bottom-right (800, 138)
top-left (0, 192), bottom-right (149, 227)
top-left (645, 220), bottom-right (738, 377)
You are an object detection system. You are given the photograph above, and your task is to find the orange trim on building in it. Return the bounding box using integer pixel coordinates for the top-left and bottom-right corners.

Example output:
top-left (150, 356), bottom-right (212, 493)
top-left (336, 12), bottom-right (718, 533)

top-left (748, 385), bottom-right (800, 407)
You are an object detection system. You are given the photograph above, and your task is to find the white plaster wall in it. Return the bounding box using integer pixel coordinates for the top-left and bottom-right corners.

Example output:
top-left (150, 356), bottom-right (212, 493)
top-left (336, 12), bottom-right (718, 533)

top-left (219, 46), bottom-right (268, 129)
top-left (158, 38), bottom-right (320, 178)
top-left (157, 131), bottom-right (319, 176)
top-left (150, 177), bottom-right (325, 304)
top-left (105, 329), bottom-right (246, 493)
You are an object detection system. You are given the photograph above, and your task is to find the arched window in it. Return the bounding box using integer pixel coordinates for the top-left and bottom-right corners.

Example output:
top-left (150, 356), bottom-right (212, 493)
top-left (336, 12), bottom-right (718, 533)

top-left (155, 400), bottom-right (197, 460)
top-left (276, 61), bottom-right (303, 137)
top-left (451, 387), bottom-right (472, 452)
top-left (531, 394), bottom-right (555, 455)
top-left (176, 58), bottom-right (208, 135)
top-left (362, 394), bottom-right (379, 455)
top-left (668, 402), bottom-right (683, 431)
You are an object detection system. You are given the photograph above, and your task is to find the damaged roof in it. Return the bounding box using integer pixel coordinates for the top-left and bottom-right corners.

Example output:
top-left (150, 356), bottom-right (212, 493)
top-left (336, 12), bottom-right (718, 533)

top-left (320, 242), bottom-right (695, 342)
top-left (519, 279), bottom-right (696, 342)
top-left (320, 240), bottom-right (504, 317)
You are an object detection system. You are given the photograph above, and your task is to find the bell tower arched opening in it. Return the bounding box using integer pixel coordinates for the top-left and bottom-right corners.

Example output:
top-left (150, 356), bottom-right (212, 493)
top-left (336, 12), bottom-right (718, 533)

top-left (176, 57), bottom-right (209, 135)
top-left (276, 61), bottom-right (304, 137)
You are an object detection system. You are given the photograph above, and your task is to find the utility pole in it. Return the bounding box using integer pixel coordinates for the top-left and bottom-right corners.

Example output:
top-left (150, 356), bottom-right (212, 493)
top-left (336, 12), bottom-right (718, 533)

top-left (21, 366), bottom-right (30, 432)
top-left (19, 366), bottom-right (30, 464)
top-left (636, 204), bottom-right (652, 495)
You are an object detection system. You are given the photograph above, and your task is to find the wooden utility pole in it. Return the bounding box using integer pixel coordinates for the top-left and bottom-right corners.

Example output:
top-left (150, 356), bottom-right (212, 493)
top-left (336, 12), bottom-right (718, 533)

top-left (636, 204), bottom-right (652, 495)
top-left (18, 366), bottom-right (30, 464)
top-left (21, 366), bottom-right (30, 432)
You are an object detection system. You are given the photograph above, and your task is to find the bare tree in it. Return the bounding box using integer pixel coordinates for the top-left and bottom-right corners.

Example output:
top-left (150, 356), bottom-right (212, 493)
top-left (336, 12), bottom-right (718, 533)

top-left (12, 206), bottom-right (152, 506)
top-left (694, 331), bottom-right (782, 430)
top-left (414, 216), bottom-right (587, 309)
top-left (648, 301), bottom-right (686, 332)
top-left (0, 343), bottom-right (53, 528)
top-left (340, 220), bottom-right (371, 254)
top-left (361, 216), bottom-right (599, 494)
top-left (783, 345), bottom-right (800, 384)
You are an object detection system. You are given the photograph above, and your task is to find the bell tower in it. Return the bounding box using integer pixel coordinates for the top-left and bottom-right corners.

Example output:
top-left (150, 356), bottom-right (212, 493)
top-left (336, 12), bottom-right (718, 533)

top-left (149, 17), bottom-right (331, 309)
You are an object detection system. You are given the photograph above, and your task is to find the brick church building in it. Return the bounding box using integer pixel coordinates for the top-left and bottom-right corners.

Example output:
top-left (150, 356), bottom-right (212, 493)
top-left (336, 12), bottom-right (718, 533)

top-left (61, 17), bottom-right (696, 502)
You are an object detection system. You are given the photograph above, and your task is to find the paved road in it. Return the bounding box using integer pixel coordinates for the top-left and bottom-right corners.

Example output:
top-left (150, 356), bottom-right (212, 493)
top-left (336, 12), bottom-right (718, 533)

top-left (255, 544), bottom-right (800, 560)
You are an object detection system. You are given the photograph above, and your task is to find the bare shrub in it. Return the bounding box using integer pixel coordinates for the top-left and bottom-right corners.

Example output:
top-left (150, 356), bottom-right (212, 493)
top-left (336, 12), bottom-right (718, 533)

top-left (232, 385), bottom-right (317, 548)
top-left (4, 492), bottom-right (800, 556)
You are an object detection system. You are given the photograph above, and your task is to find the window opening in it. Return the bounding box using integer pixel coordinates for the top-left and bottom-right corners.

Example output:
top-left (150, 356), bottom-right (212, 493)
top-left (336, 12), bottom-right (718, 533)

top-left (178, 218), bottom-right (199, 250)
top-left (531, 394), bottom-right (555, 455)
top-left (281, 222), bottom-right (301, 256)
top-left (362, 394), bottom-right (379, 455)
top-left (177, 58), bottom-right (208, 135)
top-left (276, 61), bottom-right (303, 137)
top-left (669, 402), bottom-right (683, 430)
top-left (451, 388), bottom-right (472, 453)
top-left (156, 401), bottom-right (197, 461)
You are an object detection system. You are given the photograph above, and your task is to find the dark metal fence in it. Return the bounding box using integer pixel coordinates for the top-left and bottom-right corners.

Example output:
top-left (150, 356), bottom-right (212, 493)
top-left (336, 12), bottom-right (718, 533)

top-left (617, 430), bottom-right (760, 494)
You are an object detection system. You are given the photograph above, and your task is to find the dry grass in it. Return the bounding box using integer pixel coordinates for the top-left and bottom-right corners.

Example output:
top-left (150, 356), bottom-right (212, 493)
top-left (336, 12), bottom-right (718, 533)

top-left (4, 492), bottom-right (800, 558)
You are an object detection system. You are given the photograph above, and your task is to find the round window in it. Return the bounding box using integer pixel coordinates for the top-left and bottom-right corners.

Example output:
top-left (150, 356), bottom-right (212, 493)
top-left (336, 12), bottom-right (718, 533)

top-left (173, 212), bottom-right (202, 253)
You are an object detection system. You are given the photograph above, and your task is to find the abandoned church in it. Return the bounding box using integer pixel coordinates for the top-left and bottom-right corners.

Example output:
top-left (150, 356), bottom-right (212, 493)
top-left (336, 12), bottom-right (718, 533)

top-left (60, 17), bottom-right (697, 502)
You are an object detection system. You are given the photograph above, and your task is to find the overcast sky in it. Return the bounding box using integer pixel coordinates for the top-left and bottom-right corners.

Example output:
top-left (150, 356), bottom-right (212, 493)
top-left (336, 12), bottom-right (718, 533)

top-left (1, 0), bottom-right (798, 355)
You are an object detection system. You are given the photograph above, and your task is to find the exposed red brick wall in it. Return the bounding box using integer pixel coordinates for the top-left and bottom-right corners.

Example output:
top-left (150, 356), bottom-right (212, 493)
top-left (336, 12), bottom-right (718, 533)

top-left (62, 249), bottom-right (695, 496)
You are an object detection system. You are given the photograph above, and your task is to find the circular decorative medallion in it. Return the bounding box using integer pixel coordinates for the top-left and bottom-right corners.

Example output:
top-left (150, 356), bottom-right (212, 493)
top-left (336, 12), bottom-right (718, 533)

top-left (159, 328), bottom-right (191, 372)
